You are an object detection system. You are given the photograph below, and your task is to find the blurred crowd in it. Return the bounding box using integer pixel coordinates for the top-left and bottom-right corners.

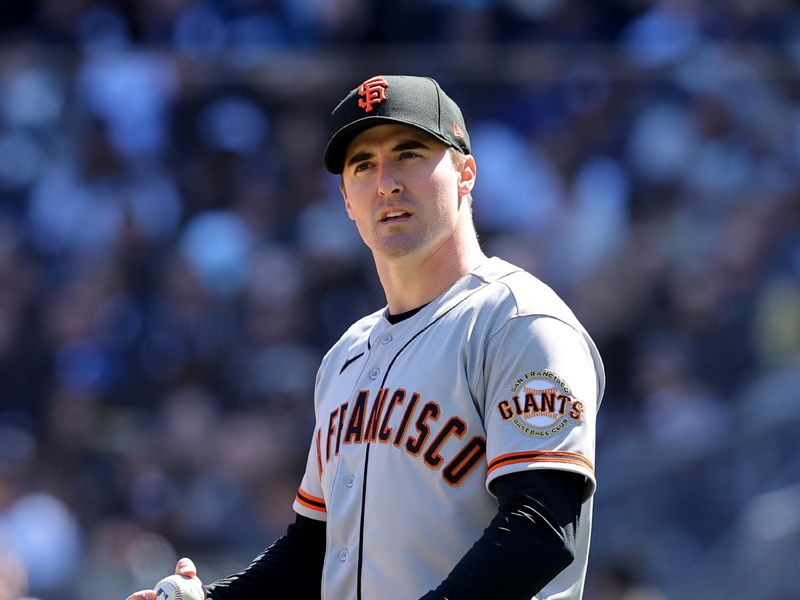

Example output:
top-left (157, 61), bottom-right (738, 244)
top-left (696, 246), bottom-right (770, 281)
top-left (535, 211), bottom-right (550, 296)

top-left (1, 1), bottom-right (799, 599)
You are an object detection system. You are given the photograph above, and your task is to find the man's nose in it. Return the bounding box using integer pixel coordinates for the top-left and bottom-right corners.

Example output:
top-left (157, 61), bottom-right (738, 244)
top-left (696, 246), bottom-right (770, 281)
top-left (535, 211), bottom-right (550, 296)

top-left (377, 163), bottom-right (402, 198)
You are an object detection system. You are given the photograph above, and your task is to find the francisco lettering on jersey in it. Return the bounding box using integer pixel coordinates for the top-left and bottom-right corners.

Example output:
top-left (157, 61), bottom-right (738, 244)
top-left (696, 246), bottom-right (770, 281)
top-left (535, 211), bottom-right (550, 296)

top-left (325, 388), bottom-right (486, 486)
top-left (498, 370), bottom-right (584, 438)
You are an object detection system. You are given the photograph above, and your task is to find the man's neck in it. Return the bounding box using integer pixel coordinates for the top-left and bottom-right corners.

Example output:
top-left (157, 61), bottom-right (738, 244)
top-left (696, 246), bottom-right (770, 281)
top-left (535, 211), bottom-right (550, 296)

top-left (375, 227), bottom-right (487, 315)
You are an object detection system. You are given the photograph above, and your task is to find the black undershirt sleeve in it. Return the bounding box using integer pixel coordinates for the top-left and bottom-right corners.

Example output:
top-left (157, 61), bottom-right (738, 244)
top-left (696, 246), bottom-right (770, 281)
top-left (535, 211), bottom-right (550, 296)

top-left (418, 469), bottom-right (585, 600)
top-left (205, 513), bottom-right (326, 600)
top-left (204, 470), bottom-right (582, 600)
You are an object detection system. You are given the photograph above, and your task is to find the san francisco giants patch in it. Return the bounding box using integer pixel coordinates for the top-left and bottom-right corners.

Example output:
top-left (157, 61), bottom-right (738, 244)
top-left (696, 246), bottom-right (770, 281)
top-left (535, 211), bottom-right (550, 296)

top-left (497, 370), bottom-right (584, 437)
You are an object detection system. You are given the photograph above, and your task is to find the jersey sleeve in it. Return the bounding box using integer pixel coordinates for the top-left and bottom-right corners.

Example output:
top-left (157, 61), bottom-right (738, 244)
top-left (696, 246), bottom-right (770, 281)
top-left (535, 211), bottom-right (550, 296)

top-left (293, 354), bottom-right (332, 521)
top-left (483, 315), bottom-right (601, 501)
top-left (292, 425), bottom-right (328, 521)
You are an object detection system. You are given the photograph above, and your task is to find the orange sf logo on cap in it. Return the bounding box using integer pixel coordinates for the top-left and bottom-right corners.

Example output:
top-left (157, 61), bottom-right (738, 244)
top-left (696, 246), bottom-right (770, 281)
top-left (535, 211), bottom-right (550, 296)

top-left (358, 76), bottom-right (389, 113)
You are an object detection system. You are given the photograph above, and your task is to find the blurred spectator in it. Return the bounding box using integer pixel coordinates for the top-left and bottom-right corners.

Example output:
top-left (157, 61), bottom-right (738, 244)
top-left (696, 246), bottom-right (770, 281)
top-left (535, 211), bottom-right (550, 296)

top-left (588, 560), bottom-right (667, 600)
top-left (0, 446), bottom-right (83, 596)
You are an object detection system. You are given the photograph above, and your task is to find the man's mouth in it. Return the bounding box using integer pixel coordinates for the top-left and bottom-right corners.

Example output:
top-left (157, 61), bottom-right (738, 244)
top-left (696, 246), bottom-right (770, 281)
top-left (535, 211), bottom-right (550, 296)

top-left (380, 211), bottom-right (412, 223)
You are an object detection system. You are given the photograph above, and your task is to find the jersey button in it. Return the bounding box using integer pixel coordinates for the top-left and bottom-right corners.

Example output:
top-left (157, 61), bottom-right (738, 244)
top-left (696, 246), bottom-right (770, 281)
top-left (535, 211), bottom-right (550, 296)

top-left (368, 367), bottom-right (380, 380)
top-left (381, 334), bottom-right (393, 345)
top-left (339, 548), bottom-right (349, 562)
top-left (345, 475), bottom-right (355, 488)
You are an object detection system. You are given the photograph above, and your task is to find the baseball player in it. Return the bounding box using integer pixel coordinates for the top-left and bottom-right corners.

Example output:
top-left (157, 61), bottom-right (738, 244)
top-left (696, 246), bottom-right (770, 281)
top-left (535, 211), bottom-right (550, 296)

top-left (127, 75), bottom-right (604, 600)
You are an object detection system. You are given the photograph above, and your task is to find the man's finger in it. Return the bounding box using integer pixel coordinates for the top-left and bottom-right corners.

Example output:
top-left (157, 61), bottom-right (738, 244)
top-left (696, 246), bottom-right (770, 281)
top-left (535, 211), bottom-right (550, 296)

top-left (125, 591), bottom-right (156, 600)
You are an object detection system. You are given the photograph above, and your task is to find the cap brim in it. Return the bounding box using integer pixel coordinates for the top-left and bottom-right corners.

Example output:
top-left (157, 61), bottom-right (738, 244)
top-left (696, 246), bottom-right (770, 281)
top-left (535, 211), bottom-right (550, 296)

top-left (323, 116), bottom-right (457, 174)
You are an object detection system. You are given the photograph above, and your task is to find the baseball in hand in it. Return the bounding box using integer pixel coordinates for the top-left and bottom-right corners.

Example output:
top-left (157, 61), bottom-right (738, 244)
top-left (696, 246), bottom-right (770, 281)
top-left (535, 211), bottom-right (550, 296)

top-left (153, 574), bottom-right (205, 600)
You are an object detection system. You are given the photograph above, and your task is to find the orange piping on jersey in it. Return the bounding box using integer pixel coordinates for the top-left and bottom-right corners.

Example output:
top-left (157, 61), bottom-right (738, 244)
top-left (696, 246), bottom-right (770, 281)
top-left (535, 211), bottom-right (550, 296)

top-left (488, 450), bottom-right (594, 476)
top-left (295, 488), bottom-right (327, 513)
top-left (488, 456), bottom-right (593, 474)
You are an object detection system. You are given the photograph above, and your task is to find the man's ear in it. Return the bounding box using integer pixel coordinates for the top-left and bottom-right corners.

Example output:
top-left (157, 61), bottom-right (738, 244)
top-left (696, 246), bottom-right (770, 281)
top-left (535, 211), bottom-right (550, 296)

top-left (458, 156), bottom-right (477, 197)
top-left (340, 179), bottom-right (355, 220)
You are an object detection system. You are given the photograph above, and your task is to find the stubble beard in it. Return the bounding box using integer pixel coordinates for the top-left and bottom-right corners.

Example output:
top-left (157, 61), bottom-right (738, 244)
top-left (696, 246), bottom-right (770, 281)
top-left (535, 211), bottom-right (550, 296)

top-left (375, 227), bottom-right (425, 259)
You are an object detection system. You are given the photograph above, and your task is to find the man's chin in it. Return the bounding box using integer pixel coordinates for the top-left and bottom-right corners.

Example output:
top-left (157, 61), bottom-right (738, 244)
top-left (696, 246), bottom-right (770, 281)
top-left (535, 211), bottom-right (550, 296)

top-left (374, 238), bottom-right (422, 261)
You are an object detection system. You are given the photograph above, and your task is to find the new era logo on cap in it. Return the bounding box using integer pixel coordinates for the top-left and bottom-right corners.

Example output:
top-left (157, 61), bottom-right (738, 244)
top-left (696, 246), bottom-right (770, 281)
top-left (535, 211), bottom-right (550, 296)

top-left (324, 75), bottom-right (471, 174)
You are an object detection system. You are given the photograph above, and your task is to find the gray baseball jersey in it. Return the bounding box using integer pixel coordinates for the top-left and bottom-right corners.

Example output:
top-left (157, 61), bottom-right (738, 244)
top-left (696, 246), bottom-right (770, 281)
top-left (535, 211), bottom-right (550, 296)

top-left (293, 257), bottom-right (605, 600)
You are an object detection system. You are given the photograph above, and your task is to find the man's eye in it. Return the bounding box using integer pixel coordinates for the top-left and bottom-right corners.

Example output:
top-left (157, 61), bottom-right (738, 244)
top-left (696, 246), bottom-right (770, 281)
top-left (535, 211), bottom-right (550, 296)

top-left (353, 162), bottom-right (371, 173)
top-left (399, 151), bottom-right (420, 160)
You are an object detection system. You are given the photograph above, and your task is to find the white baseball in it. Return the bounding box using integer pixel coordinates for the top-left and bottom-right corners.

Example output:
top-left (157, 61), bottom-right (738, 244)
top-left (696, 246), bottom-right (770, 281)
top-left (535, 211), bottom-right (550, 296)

top-left (153, 574), bottom-right (205, 600)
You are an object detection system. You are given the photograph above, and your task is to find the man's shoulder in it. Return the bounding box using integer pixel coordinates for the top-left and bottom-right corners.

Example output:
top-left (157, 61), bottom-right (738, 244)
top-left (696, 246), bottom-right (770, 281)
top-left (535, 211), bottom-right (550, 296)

top-left (474, 257), bottom-right (574, 321)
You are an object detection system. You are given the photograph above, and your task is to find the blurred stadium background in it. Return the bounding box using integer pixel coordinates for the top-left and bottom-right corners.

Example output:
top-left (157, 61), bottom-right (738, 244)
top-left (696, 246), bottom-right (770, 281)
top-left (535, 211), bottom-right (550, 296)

top-left (0, 1), bottom-right (799, 599)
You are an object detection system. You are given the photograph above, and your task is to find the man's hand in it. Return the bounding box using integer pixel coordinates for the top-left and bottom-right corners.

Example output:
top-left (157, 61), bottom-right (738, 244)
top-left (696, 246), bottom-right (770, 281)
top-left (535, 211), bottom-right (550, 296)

top-left (125, 557), bottom-right (205, 600)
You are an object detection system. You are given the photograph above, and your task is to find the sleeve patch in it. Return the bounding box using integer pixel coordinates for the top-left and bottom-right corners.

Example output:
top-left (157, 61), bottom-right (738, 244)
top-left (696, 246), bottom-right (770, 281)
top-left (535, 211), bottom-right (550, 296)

top-left (497, 370), bottom-right (584, 438)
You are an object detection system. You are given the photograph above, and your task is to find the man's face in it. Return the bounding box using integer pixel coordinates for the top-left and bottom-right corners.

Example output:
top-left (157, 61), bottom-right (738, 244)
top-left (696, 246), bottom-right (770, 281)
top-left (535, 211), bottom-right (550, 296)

top-left (340, 124), bottom-right (474, 262)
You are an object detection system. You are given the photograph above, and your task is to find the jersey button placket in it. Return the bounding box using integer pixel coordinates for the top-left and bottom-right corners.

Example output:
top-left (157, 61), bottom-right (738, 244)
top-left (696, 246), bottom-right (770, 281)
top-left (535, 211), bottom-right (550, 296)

top-left (339, 548), bottom-right (349, 561)
top-left (345, 474), bottom-right (355, 488)
top-left (368, 367), bottom-right (380, 380)
top-left (380, 333), bottom-right (393, 345)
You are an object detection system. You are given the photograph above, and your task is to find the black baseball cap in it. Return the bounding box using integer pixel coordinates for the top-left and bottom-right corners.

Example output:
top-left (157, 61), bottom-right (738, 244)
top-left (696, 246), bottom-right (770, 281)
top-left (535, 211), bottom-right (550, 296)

top-left (323, 75), bottom-right (471, 174)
